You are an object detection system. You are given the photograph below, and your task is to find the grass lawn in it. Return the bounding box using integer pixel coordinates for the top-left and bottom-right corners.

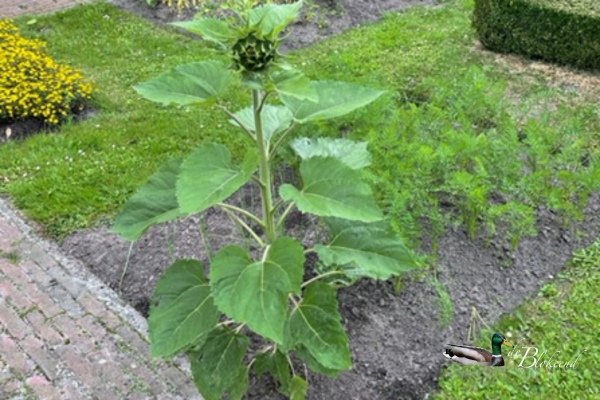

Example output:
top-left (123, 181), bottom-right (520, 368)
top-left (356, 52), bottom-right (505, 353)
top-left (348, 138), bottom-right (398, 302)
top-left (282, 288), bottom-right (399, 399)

top-left (435, 236), bottom-right (600, 399)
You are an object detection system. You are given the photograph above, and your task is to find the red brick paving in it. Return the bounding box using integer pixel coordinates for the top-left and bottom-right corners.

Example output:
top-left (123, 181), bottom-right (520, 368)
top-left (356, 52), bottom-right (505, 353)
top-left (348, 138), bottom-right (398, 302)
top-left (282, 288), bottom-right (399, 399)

top-left (0, 199), bottom-right (201, 399)
top-left (0, 0), bottom-right (95, 18)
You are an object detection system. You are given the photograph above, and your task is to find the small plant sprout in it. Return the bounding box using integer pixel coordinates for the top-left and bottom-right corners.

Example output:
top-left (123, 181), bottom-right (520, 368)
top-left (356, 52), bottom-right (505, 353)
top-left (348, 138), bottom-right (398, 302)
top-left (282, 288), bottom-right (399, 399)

top-left (112, 2), bottom-right (418, 399)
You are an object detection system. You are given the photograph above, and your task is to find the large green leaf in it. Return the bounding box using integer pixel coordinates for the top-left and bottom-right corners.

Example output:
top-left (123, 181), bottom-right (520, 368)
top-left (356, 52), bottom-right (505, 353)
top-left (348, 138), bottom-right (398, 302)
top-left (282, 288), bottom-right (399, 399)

top-left (134, 61), bottom-right (236, 105)
top-left (210, 237), bottom-right (305, 343)
top-left (149, 259), bottom-right (219, 357)
top-left (228, 366), bottom-right (249, 400)
top-left (279, 156), bottom-right (383, 222)
top-left (291, 137), bottom-right (371, 170)
top-left (248, 1), bottom-right (303, 38)
top-left (229, 104), bottom-right (293, 142)
top-left (295, 345), bottom-right (341, 378)
top-left (271, 70), bottom-right (318, 102)
top-left (111, 158), bottom-right (184, 241)
top-left (289, 375), bottom-right (308, 400)
top-left (279, 80), bottom-right (385, 123)
top-left (315, 218), bottom-right (418, 280)
top-left (190, 327), bottom-right (249, 400)
top-left (171, 19), bottom-right (235, 48)
top-left (286, 282), bottom-right (352, 370)
top-left (254, 350), bottom-right (292, 393)
top-left (176, 143), bottom-right (258, 214)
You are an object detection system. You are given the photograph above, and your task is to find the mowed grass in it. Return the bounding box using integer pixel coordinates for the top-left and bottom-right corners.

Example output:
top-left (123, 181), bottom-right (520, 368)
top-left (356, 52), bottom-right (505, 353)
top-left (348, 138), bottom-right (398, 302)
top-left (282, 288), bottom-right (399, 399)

top-left (0, 0), bottom-right (598, 245)
top-left (1, 3), bottom-right (247, 237)
top-left (435, 237), bottom-right (600, 399)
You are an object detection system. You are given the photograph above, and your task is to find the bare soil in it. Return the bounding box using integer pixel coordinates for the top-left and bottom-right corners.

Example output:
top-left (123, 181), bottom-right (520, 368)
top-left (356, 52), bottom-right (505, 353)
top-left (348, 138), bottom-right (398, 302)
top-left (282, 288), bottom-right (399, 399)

top-left (59, 1), bottom-right (600, 399)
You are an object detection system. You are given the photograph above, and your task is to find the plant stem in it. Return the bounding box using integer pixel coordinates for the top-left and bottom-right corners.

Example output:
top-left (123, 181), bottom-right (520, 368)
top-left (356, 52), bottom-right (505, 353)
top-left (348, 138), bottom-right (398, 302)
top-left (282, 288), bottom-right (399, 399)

top-left (276, 201), bottom-right (296, 230)
top-left (253, 89), bottom-right (276, 244)
top-left (222, 207), bottom-right (265, 247)
top-left (301, 270), bottom-right (345, 288)
top-left (216, 319), bottom-right (235, 328)
top-left (217, 202), bottom-right (265, 227)
top-left (118, 241), bottom-right (135, 296)
top-left (217, 105), bottom-right (255, 141)
top-left (269, 123), bottom-right (296, 159)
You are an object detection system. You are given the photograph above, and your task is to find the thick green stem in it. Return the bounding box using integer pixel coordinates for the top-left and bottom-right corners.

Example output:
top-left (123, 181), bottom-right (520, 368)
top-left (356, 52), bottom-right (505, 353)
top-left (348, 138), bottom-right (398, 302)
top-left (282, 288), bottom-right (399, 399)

top-left (253, 89), bottom-right (276, 244)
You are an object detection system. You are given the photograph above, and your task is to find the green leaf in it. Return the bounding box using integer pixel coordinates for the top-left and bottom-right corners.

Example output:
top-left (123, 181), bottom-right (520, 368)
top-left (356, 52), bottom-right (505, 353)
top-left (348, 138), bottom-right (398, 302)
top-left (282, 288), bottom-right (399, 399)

top-left (171, 19), bottom-right (235, 48)
top-left (190, 328), bottom-right (249, 400)
top-left (210, 237), bottom-right (305, 343)
top-left (176, 143), bottom-right (258, 214)
top-left (279, 157), bottom-right (383, 222)
top-left (295, 345), bottom-right (341, 378)
top-left (111, 158), bottom-right (184, 241)
top-left (254, 350), bottom-right (292, 393)
top-left (229, 104), bottom-right (293, 142)
top-left (248, 1), bottom-right (303, 38)
top-left (287, 282), bottom-right (352, 370)
top-left (315, 218), bottom-right (418, 280)
top-left (134, 61), bottom-right (236, 106)
top-left (280, 80), bottom-right (385, 123)
top-left (291, 137), bottom-right (371, 170)
top-left (289, 375), bottom-right (308, 400)
top-left (228, 366), bottom-right (249, 400)
top-left (149, 259), bottom-right (219, 357)
top-left (271, 70), bottom-right (318, 102)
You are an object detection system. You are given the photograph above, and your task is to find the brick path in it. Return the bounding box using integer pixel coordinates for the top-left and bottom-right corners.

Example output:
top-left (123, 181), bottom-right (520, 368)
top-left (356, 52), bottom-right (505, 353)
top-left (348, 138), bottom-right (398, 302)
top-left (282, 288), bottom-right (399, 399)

top-left (0, 0), bottom-right (95, 18)
top-left (0, 199), bottom-right (202, 400)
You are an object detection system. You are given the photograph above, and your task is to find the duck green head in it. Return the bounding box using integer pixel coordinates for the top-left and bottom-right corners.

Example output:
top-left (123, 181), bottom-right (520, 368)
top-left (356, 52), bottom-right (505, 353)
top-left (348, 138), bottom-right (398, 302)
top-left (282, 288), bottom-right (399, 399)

top-left (491, 332), bottom-right (512, 355)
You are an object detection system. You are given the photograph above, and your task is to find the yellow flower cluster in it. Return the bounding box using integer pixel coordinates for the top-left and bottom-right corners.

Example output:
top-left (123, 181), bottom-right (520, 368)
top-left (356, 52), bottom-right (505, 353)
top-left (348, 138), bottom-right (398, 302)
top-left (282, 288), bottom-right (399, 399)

top-left (0, 19), bottom-right (93, 125)
top-left (161, 0), bottom-right (200, 11)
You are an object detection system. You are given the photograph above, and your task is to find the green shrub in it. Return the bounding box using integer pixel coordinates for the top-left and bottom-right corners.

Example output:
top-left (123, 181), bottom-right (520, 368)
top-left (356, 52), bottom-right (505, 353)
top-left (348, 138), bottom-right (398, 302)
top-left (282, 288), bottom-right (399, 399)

top-left (473, 0), bottom-right (600, 70)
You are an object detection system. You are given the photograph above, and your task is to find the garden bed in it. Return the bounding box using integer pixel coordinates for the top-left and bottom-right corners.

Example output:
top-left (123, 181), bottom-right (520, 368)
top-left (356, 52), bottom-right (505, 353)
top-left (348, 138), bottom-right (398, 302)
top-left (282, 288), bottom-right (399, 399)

top-left (62, 189), bottom-right (600, 398)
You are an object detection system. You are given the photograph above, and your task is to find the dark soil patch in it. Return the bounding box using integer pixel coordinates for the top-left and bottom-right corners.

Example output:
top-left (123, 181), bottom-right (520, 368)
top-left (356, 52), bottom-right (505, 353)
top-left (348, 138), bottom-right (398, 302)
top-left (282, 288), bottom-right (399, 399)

top-left (52, 0), bottom-right (600, 399)
top-left (0, 107), bottom-right (98, 144)
top-left (107, 0), bottom-right (435, 51)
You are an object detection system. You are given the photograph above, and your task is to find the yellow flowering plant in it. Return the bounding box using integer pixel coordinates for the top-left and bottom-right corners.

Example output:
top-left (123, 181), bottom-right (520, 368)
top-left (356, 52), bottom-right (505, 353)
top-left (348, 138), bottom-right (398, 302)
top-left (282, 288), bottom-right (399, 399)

top-left (0, 19), bottom-right (93, 126)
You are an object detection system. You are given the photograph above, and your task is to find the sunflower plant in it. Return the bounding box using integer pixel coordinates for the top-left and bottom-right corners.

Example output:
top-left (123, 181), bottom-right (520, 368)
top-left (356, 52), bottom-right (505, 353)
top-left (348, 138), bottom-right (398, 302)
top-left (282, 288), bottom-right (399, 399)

top-left (112, 2), bottom-right (418, 398)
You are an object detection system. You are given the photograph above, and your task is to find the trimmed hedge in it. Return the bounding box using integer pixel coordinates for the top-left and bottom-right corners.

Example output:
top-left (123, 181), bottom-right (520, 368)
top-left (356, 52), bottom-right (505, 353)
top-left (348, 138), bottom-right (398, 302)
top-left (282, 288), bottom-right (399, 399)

top-left (473, 0), bottom-right (600, 70)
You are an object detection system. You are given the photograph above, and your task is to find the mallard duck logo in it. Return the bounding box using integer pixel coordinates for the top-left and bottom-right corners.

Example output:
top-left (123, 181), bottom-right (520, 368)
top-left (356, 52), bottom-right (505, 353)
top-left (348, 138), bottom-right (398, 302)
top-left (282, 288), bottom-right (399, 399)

top-left (443, 332), bottom-right (512, 366)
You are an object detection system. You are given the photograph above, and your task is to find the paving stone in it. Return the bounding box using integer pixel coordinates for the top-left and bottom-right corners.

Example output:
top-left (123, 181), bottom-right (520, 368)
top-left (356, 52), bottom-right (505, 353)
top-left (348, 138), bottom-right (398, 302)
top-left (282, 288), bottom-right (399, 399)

top-left (20, 334), bottom-right (61, 381)
top-left (50, 314), bottom-right (96, 354)
top-left (77, 291), bottom-right (123, 330)
top-left (0, 334), bottom-right (35, 375)
top-left (0, 378), bottom-right (23, 398)
top-left (115, 324), bottom-right (150, 356)
top-left (0, 219), bottom-right (21, 250)
top-left (23, 311), bottom-right (65, 347)
top-left (0, 0), bottom-right (95, 18)
top-left (26, 374), bottom-right (61, 400)
top-left (0, 302), bottom-right (33, 341)
top-left (0, 277), bottom-right (34, 313)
